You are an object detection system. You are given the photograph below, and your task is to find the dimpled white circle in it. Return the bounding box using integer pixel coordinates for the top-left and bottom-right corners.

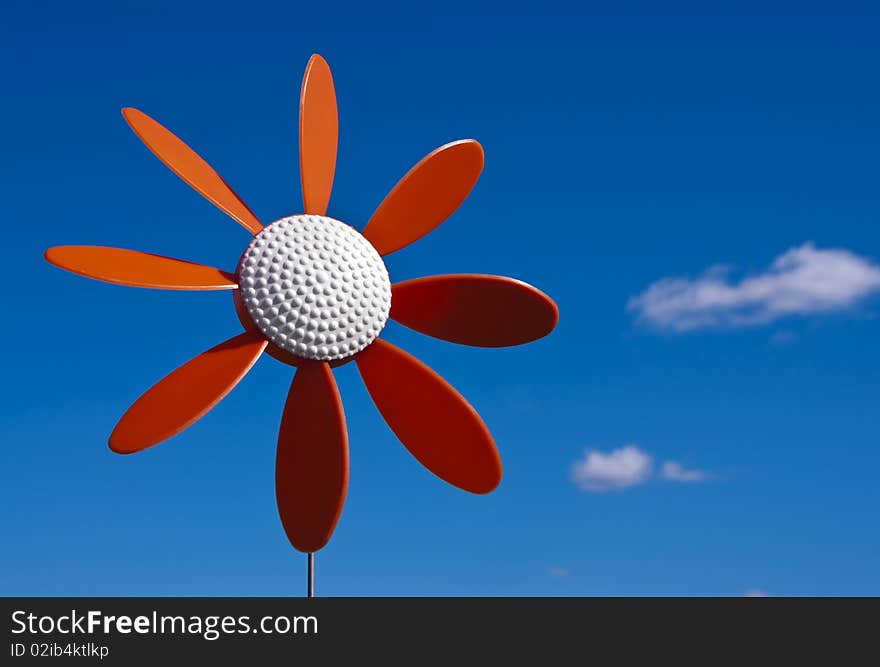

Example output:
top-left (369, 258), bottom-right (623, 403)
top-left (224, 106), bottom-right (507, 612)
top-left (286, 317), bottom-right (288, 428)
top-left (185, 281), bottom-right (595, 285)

top-left (238, 215), bottom-right (391, 361)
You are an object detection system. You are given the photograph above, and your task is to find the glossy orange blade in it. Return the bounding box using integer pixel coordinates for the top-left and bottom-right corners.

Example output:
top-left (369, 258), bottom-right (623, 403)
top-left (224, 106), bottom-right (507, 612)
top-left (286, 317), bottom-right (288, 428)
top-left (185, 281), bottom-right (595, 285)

top-left (276, 361), bottom-right (348, 553)
top-left (44, 246), bottom-right (237, 290)
top-left (361, 140), bottom-right (484, 256)
top-left (109, 331), bottom-right (267, 454)
top-left (356, 339), bottom-right (501, 494)
top-left (299, 54), bottom-right (338, 215)
top-left (391, 274), bottom-right (558, 347)
top-left (122, 108), bottom-right (263, 235)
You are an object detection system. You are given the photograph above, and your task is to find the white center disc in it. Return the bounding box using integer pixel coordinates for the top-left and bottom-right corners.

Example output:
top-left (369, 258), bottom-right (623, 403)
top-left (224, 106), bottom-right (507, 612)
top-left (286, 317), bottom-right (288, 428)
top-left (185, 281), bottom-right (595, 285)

top-left (238, 215), bottom-right (391, 361)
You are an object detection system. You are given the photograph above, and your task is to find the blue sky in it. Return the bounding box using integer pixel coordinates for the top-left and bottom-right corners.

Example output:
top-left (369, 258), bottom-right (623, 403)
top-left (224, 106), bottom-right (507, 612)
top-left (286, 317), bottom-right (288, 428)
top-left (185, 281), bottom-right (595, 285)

top-left (2, 2), bottom-right (879, 596)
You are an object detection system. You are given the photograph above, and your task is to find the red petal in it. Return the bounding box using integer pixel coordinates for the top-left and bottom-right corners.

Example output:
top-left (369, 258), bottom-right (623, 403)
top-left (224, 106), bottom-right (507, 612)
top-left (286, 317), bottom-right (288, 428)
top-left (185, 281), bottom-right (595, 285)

top-left (361, 140), bottom-right (483, 256)
top-left (109, 331), bottom-right (267, 453)
top-left (276, 362), bottom-right (349, 553)
top-left (45, 246), bottom-right (237, 290)
top-left (299, 54), bottom-right (338, 216)
top-left (122, 108), bottom-right (263, 235)
top-left (356, 339), bottom-right (501, 494)
top-left (391, 274), bottom-right (558, 347)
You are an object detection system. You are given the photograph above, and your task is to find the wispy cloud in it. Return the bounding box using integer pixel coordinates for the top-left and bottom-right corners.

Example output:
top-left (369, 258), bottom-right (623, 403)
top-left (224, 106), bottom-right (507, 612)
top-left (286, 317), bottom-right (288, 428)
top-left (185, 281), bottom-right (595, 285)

top-left (571, 445), bottom-right (652, 492)
top-left (571, 446), bottom-right (711, 492)
top-left (659, 461), bottom-right (710, 482)
top-left (628, 243), bottom-right (880, 331)
top-left (549, 566), bottom-right (571, 578)
top-left (770, 330), bottom-right (798, 346)
top-left (744, 589), bottom-right (769, 597)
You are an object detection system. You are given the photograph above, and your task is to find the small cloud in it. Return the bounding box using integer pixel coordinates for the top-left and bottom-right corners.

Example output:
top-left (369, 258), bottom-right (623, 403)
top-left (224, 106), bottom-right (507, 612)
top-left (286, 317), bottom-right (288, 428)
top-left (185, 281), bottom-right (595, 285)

top-left (571, 445), bottom-right (653, 492)
top-left (571, 447), bottom-right (715, 492)
top-left (660, 461), bottom-right (710, 482)
top-left (744, 589), bottom-right (769, 597)
top-left (549, 567), bottom-right (571, 578)
top-left (770, 330), bottom-right (798, 346)
top-left (628, 243), bottom-right (880, 332)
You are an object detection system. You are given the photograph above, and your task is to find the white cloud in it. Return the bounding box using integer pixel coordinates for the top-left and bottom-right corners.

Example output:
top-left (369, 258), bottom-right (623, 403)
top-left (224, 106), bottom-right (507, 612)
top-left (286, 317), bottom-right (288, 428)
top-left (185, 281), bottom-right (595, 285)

top-left (744, 589), bottom-right (769, 597)
top-left (660, 461), bottom-right (710, 482)
top-left (770, 330), bottom-right (798, 346)
top-left (571, 445), bottom-right (653, 492)
top-left (628, 243), bottom-right (880, 331)
top-left (549, 567), bottom-right (571, 578)
top-left (572, 446), bottom-right (714, 492)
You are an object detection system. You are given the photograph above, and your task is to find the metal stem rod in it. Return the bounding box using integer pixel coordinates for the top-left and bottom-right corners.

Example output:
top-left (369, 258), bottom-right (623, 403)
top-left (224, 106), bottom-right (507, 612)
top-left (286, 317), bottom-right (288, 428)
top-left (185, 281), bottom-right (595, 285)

top-left (307, 552), bottom-right (314, 598)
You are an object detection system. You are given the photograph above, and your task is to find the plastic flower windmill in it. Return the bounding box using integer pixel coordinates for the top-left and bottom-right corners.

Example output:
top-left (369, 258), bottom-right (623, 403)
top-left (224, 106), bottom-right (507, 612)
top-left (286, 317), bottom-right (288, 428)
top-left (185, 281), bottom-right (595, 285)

top-left (44, 55), bottom-right (558, 560)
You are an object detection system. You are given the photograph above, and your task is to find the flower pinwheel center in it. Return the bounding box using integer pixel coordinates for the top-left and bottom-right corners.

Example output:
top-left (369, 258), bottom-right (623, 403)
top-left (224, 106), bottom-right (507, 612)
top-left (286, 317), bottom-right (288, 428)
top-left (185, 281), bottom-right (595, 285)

top-left (238, 215), bottom-right (391, 361)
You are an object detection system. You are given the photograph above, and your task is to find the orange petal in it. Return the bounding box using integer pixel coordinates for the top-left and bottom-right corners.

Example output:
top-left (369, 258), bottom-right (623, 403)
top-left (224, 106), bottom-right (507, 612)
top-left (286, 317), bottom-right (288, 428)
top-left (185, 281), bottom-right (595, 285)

top-left (391, 274), bottom-right (558, 347)
top-left (45, 246), bottom-right (237, 290)
top-left (299, 54), bottom-right (338, 216)
top-left (122, 108), bottom-right (263, 235)
top-left (361, 140), bottom-right (484, 256)
top-left (109, 331), bottom-right (267, 453)
top-left (355, 339), bottom-right (501, 494)
top-left (276, 361), bottom-right (348, 553)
